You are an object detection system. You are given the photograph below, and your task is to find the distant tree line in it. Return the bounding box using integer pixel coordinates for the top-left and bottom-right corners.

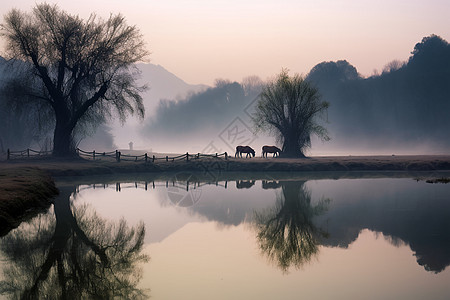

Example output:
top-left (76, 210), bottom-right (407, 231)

top-left (143, 77), bottom-right (264, 137)
top-left (2, 31), bottom-right (449, 154)
top-left (146, 34), bottom-right (450, 153)
top-left (307, 34), bottom-right (450, 151)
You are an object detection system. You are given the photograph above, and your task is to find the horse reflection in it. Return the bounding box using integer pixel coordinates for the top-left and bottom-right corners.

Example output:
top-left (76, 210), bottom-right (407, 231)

top-left (261, 180), bottom-right (282, 189)
top-left (236, 180), bottom-right (256, 189)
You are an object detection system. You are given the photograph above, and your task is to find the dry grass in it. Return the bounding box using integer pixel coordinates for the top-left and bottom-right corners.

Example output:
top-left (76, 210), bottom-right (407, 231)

top-left (0, 167), bottom-right (58, 236)
top-left (2, 154), bottom-right (450, 176)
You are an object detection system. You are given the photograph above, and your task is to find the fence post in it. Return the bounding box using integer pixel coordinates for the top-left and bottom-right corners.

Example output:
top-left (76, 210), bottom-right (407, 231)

top-left (186, 152), bottom-right (189, 161)
top-left (7, 149), bottom-right (10, 160)
top-left (93, 150), bottom-right (96, 160)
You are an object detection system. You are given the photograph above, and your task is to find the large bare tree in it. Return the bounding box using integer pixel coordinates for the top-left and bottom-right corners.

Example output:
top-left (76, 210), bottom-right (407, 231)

top-left (1, 3), bottom-right (148, 156)
top-left (253, 70), bottom-right (330, 157)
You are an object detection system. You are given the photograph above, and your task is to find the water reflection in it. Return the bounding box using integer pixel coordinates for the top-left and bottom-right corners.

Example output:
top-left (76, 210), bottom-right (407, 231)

top-left (3, 173), bottom-right (450, 299)
top-left (253, 181), bottom-right (330, 271)
top-left (236, 180), bottom-right (256, 189)
top-left (261, 180), bottom-right (282, 189)
top-left (0, 186), bottom-right (149, 299)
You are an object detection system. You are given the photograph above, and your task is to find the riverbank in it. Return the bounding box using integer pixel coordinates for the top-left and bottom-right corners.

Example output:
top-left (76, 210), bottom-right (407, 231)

top-left (1, 155), bottom-right (449, 235)
top-left (0, 167), bottom-right (58, 236)
top-left (2, 155), bottom-right (450, 176)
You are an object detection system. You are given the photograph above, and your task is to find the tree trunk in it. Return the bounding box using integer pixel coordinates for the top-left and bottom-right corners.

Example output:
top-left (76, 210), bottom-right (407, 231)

top-left (281, 137), bottom-right (306, 158)
top-left (53, 125), bottom-right (74, 157)
top-left (52, 109), bottom-right (76, 157)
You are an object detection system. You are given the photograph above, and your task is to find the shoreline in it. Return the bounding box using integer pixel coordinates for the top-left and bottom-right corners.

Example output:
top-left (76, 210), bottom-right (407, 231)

top-left (1, 154), bottom-right (449, 236)
top-left (1, 154), bottom-right (450, 177)
top-left (0, 167), bottom-right (58, 236)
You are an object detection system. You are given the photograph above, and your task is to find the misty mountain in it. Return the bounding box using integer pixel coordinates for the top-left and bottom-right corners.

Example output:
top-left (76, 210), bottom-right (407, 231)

top-left (3, 35), bottom-right (449, 154)
top-left (136, 63), bottom-right (208, 106)
top-left (144, 34), bottom-right (450, 154)
top-left (0, 58), bottom-right (207, 151)
top-left (139, 77), bottom-right (265, 153)
top-left (108, 63), bottom-right (208, 150)
top-left (307, 34), bottom-right (450, 153)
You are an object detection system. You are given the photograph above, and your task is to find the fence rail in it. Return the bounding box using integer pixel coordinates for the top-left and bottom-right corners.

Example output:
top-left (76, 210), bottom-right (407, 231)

top-left (5, 147), bottom-right (229, 163)
top-left (6, 148), bottom-right (52, 160)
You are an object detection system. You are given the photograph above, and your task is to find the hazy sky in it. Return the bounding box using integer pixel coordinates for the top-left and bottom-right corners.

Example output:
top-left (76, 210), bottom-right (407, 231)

top-left (1, 0), bottom-right (449, 85)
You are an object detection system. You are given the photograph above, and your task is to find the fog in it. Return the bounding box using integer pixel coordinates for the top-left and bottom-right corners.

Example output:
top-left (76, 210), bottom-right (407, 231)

top-left (118, 34), bottom-right (449, 156)
top-left (306, 35), bottom-right (450, 155)
top-left (2, 34), bottom-right (450, 156)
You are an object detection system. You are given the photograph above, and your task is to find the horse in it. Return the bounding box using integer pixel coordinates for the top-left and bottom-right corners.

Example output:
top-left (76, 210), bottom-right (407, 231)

top-left (235, 145), bottom-right (255, 158)
top-left (262, 145), bottom-right (282, 158)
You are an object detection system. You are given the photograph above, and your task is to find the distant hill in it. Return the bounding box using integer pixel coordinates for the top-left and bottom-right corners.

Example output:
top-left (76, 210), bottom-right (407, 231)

top-left (0, 57), bottom-right (208, 151)
top-left (108, 63), bottom-right (209, 149)
top-left (136, 63), bottom-right (208, 106)
top-left (143, 34), bottom-right (450, 154)
top-left (307, 34), bottom-right (450, 154)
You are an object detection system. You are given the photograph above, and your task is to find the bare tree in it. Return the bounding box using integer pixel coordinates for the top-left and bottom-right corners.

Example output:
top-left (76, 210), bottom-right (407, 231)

top-left (382, 59), bottom-right (405, 74)
top-left (1, 3), bottom-right (148, 156)
top-left (241, 75), bottom-right (264, 96)
top-left (253, 69), bottom-right (330, 158)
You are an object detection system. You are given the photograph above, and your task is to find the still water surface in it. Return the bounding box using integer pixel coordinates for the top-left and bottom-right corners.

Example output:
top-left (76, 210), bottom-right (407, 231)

top-left (1, 173), bottom-right (450, 299)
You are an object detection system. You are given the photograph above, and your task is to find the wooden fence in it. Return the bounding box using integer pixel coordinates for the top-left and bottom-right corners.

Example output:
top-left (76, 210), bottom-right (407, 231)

top-left (5, 148), bottom-right (52, 160)
top-left (5, 147), bottom-right (228, 162)
top-left (77, 148), bottom-right (229, 162)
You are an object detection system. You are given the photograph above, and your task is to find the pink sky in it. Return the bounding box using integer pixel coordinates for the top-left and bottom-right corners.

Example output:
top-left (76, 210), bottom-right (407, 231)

top-left (2, 0), bottom-right (450, 85)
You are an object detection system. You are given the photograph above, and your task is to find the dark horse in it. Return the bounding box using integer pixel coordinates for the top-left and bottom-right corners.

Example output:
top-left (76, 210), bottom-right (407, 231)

top-left (262, 145), bottom-right (282, 158)
top-left (235, 145), bottom-right (255, 158)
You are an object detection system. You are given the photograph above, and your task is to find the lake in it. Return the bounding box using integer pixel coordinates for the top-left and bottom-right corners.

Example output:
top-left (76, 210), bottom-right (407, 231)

top-left (1, 172), bottom-right (450, 299)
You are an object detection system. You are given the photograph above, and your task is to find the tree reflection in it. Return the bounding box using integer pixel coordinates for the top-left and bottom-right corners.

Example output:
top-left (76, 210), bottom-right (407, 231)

top-left (0, 186), bottom-right (149, 299)
top-left (253, 181), bottom-right (330, 272)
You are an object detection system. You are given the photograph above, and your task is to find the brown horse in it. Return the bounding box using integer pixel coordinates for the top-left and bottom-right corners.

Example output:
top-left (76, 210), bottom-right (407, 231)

top-left (262, 145), bottom-right (281, 157)
top-left (235, 145), bottom-right (255, 158)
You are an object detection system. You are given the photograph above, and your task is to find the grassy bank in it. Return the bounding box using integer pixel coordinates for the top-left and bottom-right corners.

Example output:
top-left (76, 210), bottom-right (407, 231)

top-left (0, 167), bottom-right (59, 236)
top-left (2, 155), bottom-right (450, 176)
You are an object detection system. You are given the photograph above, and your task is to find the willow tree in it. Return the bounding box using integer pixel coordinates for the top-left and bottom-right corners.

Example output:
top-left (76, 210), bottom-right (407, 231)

top-left (1, 4), bottom-right (148, 156)
top-left (253, 70), bottom-right (330, 158)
